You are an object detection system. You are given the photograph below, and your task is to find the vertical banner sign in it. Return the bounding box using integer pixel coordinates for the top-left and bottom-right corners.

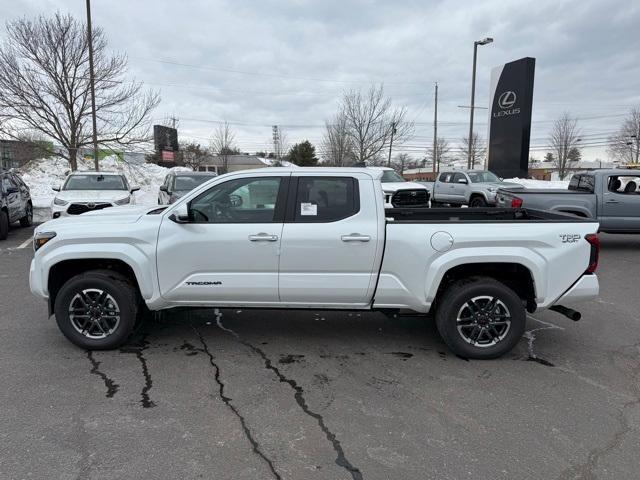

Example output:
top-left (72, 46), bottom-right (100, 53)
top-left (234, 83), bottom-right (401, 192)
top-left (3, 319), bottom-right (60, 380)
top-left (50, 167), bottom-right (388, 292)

top-left (487, 57), bottom-right (535, 179)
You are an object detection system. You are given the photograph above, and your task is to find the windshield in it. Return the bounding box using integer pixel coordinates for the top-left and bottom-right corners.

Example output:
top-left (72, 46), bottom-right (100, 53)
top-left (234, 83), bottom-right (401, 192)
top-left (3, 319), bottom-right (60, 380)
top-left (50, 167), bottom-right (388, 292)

top-left (63, 174), bottom-right (127, 191)
top-left (380, 170), bottom-right (406, 183)
top-left (467, 171), bottom-right (500, 183)
top-left (174, 175), bottom-right (214, 191)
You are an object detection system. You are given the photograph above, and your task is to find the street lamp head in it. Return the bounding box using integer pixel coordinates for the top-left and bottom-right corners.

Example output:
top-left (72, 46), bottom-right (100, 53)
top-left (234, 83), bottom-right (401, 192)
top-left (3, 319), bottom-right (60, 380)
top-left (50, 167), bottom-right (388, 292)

top-left (476, 37), bottom-right (494, 45)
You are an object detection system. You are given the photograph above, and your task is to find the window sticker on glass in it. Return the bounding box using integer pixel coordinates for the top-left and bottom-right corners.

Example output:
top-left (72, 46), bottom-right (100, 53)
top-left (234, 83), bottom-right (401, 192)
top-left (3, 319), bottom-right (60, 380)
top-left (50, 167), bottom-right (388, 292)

top-left (300, 202), bottom-right (317, 216)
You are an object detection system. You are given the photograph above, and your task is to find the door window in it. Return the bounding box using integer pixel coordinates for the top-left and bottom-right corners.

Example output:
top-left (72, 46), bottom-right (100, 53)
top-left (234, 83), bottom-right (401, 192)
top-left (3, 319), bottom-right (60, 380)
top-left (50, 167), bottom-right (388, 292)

top-left (189, 177), bottom-right (283, 223)
top-left (452, 172), bottom-right (466, 184)
top-left (292, 177), bottom-right (359, 223)
top-left (438, 172), bottom-right (452, 183)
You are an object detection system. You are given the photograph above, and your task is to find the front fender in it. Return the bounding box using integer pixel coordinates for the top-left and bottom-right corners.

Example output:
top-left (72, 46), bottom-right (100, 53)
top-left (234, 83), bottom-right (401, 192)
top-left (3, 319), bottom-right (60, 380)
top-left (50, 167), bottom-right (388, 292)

top-left (37, 243), bottom-right (155, 300)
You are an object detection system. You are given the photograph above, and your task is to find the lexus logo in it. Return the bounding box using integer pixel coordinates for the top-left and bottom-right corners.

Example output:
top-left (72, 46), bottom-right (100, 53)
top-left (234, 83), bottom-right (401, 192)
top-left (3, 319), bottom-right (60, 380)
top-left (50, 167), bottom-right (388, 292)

top-left (498, 91), bottom-right (517, 109)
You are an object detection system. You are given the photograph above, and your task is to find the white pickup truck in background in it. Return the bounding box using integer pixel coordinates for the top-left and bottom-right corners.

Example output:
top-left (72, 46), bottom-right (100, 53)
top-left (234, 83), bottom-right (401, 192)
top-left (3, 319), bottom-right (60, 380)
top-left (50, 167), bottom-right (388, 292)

top-left (30, 168), bottom-right (600, 359)
top-left (368, 167), bottom-right (430, 208)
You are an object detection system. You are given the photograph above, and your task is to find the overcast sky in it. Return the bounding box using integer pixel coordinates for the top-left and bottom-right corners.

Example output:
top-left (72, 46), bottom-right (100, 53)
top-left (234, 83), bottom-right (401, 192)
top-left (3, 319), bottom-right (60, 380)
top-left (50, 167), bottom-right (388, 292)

top-left (3, 0), bottom-right (640, 161)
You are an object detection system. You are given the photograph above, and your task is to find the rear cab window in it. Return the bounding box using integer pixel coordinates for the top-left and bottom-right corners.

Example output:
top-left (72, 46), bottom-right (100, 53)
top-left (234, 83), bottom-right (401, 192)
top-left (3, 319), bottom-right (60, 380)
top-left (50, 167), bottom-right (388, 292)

top-left (290, 176), bottom-right (359, 222)
top-left (569, 174), bottom-right (595, 193)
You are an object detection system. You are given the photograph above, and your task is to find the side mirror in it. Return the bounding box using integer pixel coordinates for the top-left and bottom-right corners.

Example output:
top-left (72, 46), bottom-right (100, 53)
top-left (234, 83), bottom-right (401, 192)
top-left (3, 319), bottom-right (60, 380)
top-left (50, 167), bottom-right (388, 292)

top-left (159, 185), bottom-right (167, 192)
top-left (52, 184), bottom-right (61, 192)
top-left (6, 186), bottom-right (19, 194)
top-left (168, 203), bottom-right (190, 223)
top-left (130, 186), bottom-right (140, 193)
top-left (458, 178), bottom-right (468, 184)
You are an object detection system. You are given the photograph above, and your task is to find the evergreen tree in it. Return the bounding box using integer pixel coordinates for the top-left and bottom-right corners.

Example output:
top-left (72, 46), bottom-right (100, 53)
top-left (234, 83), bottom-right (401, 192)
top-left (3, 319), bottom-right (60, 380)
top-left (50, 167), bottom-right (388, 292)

top-left (288, 140), bottom-right (318, 166)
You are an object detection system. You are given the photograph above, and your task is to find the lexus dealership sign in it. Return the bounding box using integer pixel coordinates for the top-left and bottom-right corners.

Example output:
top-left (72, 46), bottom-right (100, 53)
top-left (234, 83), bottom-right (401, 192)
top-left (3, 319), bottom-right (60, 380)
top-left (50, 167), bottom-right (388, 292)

top-left (487, 57), bottom-right (536, 178)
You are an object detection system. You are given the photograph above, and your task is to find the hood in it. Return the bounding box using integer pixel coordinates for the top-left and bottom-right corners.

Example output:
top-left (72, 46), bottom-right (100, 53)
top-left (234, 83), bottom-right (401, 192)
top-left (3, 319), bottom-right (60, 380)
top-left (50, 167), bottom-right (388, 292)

top-left (54, 189), bottom-right (131, 202)
top-left (40, 205), bottom-right (156, 231)
top-left (381, 181), bottom-right (428, 193)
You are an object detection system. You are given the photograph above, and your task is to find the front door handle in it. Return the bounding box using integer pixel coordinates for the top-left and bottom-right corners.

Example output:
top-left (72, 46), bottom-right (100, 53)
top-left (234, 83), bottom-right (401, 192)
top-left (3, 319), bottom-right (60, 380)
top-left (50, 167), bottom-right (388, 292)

top-left (341, 233), bottom-right (371, 242)
top-left (605, 200), bottom-right (620, 204)
top-left (248, 233), bottom-right (279, 242)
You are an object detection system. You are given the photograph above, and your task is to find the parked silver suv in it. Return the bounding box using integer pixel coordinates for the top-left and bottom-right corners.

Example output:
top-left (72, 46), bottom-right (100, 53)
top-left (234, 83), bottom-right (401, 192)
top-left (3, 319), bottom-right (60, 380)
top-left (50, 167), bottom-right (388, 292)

top-left (432, 170), bottom-right (523, 207)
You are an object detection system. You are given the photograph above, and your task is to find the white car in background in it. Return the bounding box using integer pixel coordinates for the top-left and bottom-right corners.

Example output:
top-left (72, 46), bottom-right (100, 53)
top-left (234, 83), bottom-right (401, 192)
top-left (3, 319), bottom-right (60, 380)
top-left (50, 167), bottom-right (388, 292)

top-left (51, 171), bottom-right (139, 218)
top-left (368, 167), bottom-right (430, 208)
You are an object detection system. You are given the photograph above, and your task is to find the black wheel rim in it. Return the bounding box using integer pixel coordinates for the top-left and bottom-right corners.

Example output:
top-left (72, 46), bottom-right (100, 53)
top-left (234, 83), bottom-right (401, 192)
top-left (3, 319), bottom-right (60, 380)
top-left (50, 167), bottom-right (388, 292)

top-left (456, 295), bottom-right (511, 347)
top-left (69, 288), bottom-right (121, 339)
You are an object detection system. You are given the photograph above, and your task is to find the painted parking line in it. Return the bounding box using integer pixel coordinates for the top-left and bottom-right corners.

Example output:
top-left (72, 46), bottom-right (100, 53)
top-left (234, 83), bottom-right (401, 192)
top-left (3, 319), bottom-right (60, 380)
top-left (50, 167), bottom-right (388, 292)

top-left (17, 237), bottom-right (33, 249)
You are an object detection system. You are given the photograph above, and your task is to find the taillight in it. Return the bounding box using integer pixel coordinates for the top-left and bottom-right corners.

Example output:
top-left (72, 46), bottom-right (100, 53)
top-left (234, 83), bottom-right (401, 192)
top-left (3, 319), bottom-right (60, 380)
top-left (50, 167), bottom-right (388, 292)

top-left (511, 197), bottom-right (523, 208)
top-left (585, 233), bottom-right (600, 273)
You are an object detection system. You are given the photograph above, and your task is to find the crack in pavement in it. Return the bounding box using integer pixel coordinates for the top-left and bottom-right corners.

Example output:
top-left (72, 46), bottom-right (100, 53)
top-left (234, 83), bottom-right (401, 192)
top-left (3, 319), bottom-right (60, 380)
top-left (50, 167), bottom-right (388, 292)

top-left (191, 324), bottom-right (283, 480)
top-left (86, 351), bottom-right (119, 398)
top-left (523, 316), bottom-right (563, 367)
top-left (214, 309), bottom-right (364, 480)
top-left (120, 336), bottom-right (156, 408)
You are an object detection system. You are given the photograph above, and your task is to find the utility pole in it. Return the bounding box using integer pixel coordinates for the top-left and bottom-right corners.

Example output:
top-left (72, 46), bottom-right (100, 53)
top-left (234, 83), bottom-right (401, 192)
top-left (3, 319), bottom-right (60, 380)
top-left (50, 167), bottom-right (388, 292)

top-left (432, 82), bottom-right (438, 174)
top-left (86, 0), bottom-right (100, 171)
top-left (387, 121), bottom-right (397, 167)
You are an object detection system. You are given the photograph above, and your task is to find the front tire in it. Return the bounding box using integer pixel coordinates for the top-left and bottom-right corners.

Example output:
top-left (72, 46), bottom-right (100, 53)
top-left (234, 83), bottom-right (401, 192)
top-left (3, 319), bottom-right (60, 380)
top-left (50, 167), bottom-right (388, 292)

top-left (435, 277), bottom-right (526, 359)
top-left (469, 196), bottom-right (488, 208)
top-left (54, 270), bottom-right (138, 350)
top-left (19, 203), bottom-right (33, 227)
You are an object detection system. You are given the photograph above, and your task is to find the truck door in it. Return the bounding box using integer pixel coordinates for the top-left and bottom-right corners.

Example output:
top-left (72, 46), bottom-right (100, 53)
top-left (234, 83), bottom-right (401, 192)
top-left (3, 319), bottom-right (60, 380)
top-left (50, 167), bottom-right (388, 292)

top-left (156, 173), bottom-right (289, 304)
top-left (450, 172), bottom-right (468, 203)
top-left (278, 174), bottom-right (381, 306)
top-left (434, 172), bottom-right (453, 202)
top-left (601, 174), bottom-right (640, 231)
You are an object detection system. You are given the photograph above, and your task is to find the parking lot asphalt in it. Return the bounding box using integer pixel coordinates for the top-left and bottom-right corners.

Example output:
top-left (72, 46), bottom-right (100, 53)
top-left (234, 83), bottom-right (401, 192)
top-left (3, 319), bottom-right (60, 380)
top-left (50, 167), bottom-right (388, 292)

top-left (1, 226), bottom-right (639, 480)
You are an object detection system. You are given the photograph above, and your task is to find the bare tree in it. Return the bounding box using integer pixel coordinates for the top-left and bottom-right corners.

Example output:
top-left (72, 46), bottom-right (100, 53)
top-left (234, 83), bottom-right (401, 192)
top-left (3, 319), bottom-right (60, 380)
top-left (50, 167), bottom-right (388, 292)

top-left (549, 113), bottom-right (581, 179)
top-left (392, 153), bottom-right (414, 174)
top-left (424, 137), bottom-right (450, 171)
top-left (607, 107), bottom-right (640, 164)
top-left (0, 13), bottom-right (159, 170)
top-left (341, 84), bottom-right (413, 165)
top-left (210, 121), bottom-right (237, 174)
top-left (181, 142), bottom-right (210, 170)
top-left (461, 133), bottom-right (486, 169)
top-left (320, 112), bottom-right (353, 166)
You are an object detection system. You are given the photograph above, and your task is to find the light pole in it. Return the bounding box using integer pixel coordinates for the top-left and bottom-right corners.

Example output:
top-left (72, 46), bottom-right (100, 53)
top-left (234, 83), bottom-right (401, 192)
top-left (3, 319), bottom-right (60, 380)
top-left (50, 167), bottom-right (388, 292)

top-left (467, 37), bottom-right (493, 169)
top-left (86, 0), bottom-right (100, 171)
top-left (387, 121), bottom-right (397, 167)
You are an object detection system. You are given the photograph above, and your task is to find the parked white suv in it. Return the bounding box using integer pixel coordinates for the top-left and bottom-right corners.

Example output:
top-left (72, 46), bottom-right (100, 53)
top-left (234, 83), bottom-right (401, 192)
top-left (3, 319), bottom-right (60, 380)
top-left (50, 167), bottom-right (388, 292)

top-left (368, 167), bottom-right (430, 208)
top-left (51, 172), bottom-right (139, 218)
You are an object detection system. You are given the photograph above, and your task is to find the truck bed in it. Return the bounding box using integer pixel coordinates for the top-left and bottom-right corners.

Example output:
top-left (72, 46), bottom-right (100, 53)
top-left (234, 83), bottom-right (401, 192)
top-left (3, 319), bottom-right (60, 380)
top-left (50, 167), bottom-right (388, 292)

top-left (385, 207), bottom-right (592, 223)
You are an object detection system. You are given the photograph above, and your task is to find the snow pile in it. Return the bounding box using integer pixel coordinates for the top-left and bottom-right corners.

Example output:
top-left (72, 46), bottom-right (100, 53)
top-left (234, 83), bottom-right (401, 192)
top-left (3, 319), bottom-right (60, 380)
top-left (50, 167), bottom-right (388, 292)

top-left (505, 178), bottom-right (570, 189)
top-left (19, 155), bottom-right (189, 208)
top-left (257, 157), bottom-right (298, 168)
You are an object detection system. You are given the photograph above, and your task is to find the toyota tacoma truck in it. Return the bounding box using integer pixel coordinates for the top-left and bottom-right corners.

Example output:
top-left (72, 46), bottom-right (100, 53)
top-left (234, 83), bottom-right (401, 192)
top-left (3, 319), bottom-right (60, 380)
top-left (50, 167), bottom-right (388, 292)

top-left (30, 168), bottom-right (600, 359)
top-left (368, 167), bottom-right (430, 208)
top-left (432, 170), bottom-right (524, 207)
top-left (497, 169), bottom-right (640, 234)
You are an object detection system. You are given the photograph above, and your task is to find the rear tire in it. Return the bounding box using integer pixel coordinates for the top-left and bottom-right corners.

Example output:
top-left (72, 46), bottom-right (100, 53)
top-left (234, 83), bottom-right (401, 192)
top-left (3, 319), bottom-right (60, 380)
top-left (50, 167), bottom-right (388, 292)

top-left (435, 277), bottom-right (526, 359)
top-left (54, 270), bottom-right (138, 350)
top-left (469, 196), bottom-right (488, 208)
top-left (0, 210), bottom-right (8, 240)
top-left (19, 203), bottom-right (33, 227)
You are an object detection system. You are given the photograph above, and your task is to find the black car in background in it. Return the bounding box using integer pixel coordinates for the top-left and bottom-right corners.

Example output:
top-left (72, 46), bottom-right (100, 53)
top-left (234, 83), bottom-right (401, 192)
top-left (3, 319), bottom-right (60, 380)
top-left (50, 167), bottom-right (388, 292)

top-left (0, 170), bottom-right (33, 240)
top-left (158, 171), bottom-right (217, 205)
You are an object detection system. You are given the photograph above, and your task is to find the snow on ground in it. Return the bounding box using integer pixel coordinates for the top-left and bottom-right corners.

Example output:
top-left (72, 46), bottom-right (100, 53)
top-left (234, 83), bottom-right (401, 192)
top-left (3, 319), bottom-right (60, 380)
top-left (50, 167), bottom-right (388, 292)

top-left (19, 155), bottom-right (189, 208)
top-left (505, 178), bottom-right (570, 189)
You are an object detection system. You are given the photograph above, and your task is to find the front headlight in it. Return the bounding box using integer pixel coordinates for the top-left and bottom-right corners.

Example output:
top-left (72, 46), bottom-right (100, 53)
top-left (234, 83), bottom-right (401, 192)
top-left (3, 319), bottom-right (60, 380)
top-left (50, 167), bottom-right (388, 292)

top-left (487, 187), bottom-right (497, 193)
top-left (33, 231), bottom-right (56, 251)
top-left (114, 196), bottom-right (131, 205)
top-left (53, 197), bottom-right (68, 206)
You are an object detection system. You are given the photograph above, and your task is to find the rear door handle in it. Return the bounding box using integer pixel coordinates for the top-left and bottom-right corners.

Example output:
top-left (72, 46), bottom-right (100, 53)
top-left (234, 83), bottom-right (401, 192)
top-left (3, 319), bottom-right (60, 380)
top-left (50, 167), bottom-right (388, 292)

top-left (341, 234), bottom-right (371, 242)
top-left (248, 233), bottom-right (279, 242)
top-left (606, 200), bottom-right (620, 204)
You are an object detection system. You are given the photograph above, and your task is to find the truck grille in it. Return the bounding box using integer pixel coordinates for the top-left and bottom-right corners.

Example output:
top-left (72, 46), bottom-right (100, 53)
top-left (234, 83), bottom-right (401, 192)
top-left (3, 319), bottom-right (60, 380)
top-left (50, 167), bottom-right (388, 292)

top-left (67, 202), bottom-right (112, 215)
top-left (391, 189), bottom-right (429, 208)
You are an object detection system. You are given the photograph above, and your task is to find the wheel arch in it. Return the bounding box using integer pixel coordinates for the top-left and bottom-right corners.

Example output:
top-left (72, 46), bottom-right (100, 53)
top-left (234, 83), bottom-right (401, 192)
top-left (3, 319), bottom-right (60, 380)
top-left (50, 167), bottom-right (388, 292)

top-left (48, 258), bottom-right (143, 315)
top-left (431, 262), bottom-right (538, 313)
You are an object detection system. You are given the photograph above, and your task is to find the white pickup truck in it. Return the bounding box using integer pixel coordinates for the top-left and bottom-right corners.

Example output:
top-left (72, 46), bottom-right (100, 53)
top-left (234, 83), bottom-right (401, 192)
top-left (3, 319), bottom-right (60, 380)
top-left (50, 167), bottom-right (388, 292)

top-left (30, 168), bottom-right (600, 359)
